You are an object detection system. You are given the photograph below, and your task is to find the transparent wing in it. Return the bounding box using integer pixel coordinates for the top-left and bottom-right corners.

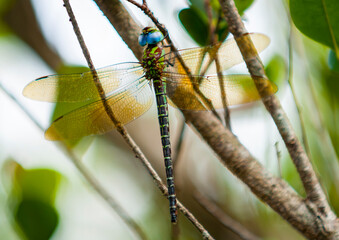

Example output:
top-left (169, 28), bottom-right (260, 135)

top-left (165, 33), bottom-right (270, 75)
top-left (164, 72), bottom-right (277, 110)
top-left (23, 62), bottom-right (143, 102)
top-left (45, 77), bottom-right (153, 140)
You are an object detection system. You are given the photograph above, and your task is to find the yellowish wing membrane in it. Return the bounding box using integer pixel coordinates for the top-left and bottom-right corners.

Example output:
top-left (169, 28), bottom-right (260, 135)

top-left (45, 79), bottom-right (153, 140)
top-left (168, 33), bottom-right (270, 76)
top-left (23, 63), bottom-right (143, 102)
top-left (165, 73), bottom-right (277, 110)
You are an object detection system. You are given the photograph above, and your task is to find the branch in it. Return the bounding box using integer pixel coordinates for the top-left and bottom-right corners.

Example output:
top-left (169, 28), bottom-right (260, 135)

top-left (92, 0), bottom-right (143, 61)
top-left (96, 0), bottom-right (339, 239)
top-left (0, 82), bottom-right (147, 240)
top-left (3, 0), bottom-right (62, 70)
top-left (63, 0), bottom-right (213, 238)
top-left (217, 0), bottom-right (338, 237)
top-left (217, 0), bottom-right (326, 208)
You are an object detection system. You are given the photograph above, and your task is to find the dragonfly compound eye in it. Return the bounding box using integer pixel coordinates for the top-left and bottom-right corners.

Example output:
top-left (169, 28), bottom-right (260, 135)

top-left (146, 31), bottom-right (164, 45)
top-left (138, 34), bottom-right (147, 46)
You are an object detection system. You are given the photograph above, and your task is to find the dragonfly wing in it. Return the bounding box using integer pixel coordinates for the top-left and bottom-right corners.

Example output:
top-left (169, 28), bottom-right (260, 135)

top-left (164, 73), bottom-right (277, 110)
top-left (23, 62), bottom-right (143, 102)
top-left (45, 77), bottom-right (153, 140)
top-left (166, 33), bottom-right (270, 75)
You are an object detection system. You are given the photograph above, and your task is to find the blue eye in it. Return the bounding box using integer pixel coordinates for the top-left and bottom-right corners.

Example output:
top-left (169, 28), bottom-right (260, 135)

top-left (138, 34), bottom-right (147, 46)
top-left (146, 31), bottom-right (164, 44)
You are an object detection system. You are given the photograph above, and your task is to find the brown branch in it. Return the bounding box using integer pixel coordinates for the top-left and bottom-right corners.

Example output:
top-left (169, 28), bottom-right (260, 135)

top-left (217, 0), bottom-right (339, 236)
top-left (3, 0), bottom-right (62, 70)
top-left (204, 0), bottom-right (232, 129)
top-left (0, 82), bottom-right (147, 240)
top-left (94, 0), bottom-right (339, 239)
top-left (92, 0), bottom-right (143, 61)
top-left (63, 0), bottom-right (213, 238)
top-left (126, 0), bottom-right (223, 122)
top-left (217, 0), bottom-right (325, 207)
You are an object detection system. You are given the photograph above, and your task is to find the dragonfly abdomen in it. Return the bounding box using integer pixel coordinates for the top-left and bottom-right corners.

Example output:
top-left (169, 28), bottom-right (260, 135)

top-left (153, 78), bottom-right (177, 223)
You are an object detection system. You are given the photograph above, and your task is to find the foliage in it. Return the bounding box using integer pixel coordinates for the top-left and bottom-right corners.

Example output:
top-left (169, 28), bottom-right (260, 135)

top-left (290, 0), bottom-right (339, 58)
top-left (179, 0), bottom-right (253, 46)
top-left (0, 0), bottom-right (339, 239)
top-left (4, 160), bottom-right (61, 240)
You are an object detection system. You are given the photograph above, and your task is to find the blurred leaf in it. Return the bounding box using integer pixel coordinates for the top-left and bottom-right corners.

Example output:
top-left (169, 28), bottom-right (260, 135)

top-left (328, 50), bottom-right (339, 72)
top-left (323, 70), bottom-right (339, 103)
top-left (15, 200), bottom-right (59, 240)
top-left (181, 0), bottom-right (252, 46)
top-left (215, 19), bottom-right (229, 43)
top-left (0, 0), bottom-right (14, 36)
top-left (265, 55), bottom-right (287, 87)
top-left (15, 168), bottom-right (61, 204)
top-left (328, 182), bottom-right (339, 215)
top-left (235, 0), bottom-right (254, 15)
top-left (189, 0), bottom-right (253, 15)
top-left (189, 0), bottom-right (205, 13)
top-left (179, 7), bottom-right (209, 46)
top-left (0, 0), bottom-right (14, 16)
top-left (290, 0), bottom-right (339, 57)
top-left (5, 162), bottom-right (61, 240)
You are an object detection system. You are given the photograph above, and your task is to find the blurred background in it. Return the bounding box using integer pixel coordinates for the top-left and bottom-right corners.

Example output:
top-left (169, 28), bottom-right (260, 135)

top-left (0, 0), bottom-right (338, 239)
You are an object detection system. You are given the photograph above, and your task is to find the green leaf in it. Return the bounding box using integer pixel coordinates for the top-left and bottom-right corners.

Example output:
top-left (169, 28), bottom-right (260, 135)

top-left (15, 200), bottom-right (59, 240)
top-left (15, 168), bottom-right (61, 204)
top-left (180, 0), bottom-right (253, 46)
top-left (290, 0), bottom-right (339, 57)
top-left (323, 70), bottom-right (339, 102)
top-left (216, 20), bottom-right (229, 42)
top-left (179, 7), bottom-right (209, 46)
top-left (189, 0), bottom-right (205, 13)
top-left (265, 55), bottom-right (287, 86)
top-left (328, 50), bottom-right (339, 72)
top-left (235, 0), bottom-right (254, 15)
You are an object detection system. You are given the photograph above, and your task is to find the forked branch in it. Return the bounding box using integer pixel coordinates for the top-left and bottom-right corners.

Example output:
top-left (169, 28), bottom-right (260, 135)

top-left (93, 0), bottom-right (339, 238)
top-left (63, 0), bottom-right (214, 238)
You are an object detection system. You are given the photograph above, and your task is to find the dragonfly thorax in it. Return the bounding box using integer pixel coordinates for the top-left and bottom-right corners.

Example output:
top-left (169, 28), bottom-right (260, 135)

top-left (142, 45), bottom-right (165, 81)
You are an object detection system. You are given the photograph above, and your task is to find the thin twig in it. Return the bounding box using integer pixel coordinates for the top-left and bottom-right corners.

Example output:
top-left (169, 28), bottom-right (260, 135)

top-left (126, 0), bottom-right (222, 122)
top-left (217, 0), bottom-right (332, 221)
top-left (0, 82), bottom-right (147, 240)
top-left (0, 83), bottom-right (43, 131)
top-left (291, 25), bottom-right (339, 195)
top-left (275, 142), bottom-right (282, 178)
top-left (92, 0), bottom-right (143, 60)
top-left (62, 147), bottom-right (147, 240)
top-left (95, 1), bottom-right (339, 238)
top-left (63, 0), bottom-right (213, 238)
top-left (204, 0), bottom-right (232, 130)
top-left (118, 130), bottom-right (215, 240)
top-left (195, 192), bottom-right (260, 240)
top-left (282, 0), bottom-right (311, 159)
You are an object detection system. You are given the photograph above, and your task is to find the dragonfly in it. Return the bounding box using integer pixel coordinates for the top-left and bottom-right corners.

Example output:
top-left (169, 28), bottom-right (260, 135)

top-left (23, 27), bottom-right (277, 223)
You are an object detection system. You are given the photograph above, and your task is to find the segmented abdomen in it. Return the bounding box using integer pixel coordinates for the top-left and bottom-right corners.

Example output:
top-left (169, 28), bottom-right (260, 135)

top-left (153, 78), bottom-right (177, 223)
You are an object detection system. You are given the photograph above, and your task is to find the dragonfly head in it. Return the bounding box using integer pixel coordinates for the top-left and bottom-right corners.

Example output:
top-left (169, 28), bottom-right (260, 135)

top-left (139, 27), bottom-right (164, 47)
